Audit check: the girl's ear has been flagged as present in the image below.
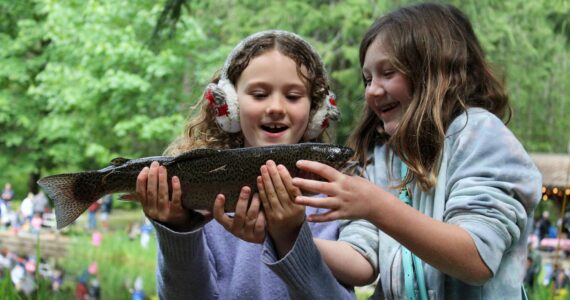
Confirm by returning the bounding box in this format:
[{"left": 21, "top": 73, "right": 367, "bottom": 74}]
[
  {"left": 205, "top": 79, "right": 241, "bottom": 133},
  {"left": 304, "top": 91, "right": 340, "bottom": 140}
]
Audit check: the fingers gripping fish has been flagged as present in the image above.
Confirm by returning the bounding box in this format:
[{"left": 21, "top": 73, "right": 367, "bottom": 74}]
[{"left": 37, "top": 143, "right": 355, "bottom": 229}]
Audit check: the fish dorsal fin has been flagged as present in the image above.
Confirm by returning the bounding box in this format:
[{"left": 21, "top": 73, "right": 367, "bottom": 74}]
[
  {"left": 110, "top": 157, "right": 130, "bottom": 166},
  {"left": 169, "top": 148, "right": 222, "bottom": 164}
]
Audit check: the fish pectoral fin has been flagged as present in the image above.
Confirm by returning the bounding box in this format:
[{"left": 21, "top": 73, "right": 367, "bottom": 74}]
[
  {"left": 101, "top": 170, "right": 114, "bottom": 184},
  {"left": 110, "top": 157, "right": 130, "bottom": 166}
]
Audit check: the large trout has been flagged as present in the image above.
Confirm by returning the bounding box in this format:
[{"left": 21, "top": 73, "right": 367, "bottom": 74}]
[{"left": 38, "top": 143, "right": 354, "bottom": 229}]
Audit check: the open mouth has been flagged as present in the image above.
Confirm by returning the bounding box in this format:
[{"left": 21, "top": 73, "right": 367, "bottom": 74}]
[
  {"left": 380, "top": 102, "right": 399, "bottom": 113},
  {"left": 261, "top": 124, "right": 288, "bottom": 134}
]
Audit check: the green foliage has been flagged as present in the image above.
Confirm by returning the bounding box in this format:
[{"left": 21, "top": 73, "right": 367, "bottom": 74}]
[
  {"left": 61, "top": 229, "right": 157, "bottom": 299},
  {"left": 461, "top": 0, "right": 570, "bottom": 153},
  {"left": 1, "top": 271, "right": 25, "bottom": 300},
  {"left": 0, "top": 0, "right": 568, "bottom": 195}
]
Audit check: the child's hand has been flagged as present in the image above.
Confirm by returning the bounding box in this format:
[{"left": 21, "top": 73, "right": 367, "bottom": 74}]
[
  {"left": 292, "top": 160, "right": 377, "bottom": 222},
  {"left": 214, "top": 187, "right": 266, "bottom": 244},
  {"left": 126, "top": 161, "right": 211, "bottom": 232},
  {"left": 258, "top": 160, "right": 305, "bottom": 256}
]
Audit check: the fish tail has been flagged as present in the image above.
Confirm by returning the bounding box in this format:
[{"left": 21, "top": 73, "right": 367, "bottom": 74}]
[{"left": 37, "top": 172, "right": 104, "bottom": 229}]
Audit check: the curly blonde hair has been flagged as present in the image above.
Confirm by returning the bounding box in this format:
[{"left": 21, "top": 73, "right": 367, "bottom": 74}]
[{"left": 165, "top": 32, "right": 333, "bottom": 156}]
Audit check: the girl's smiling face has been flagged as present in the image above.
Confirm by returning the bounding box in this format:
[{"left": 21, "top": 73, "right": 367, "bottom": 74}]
[
  {"left": 362, "top": 37, "right": 412, "bottom": 136},
  {"left": 236, "top": 49, "right": 311, "bottom": 147}
]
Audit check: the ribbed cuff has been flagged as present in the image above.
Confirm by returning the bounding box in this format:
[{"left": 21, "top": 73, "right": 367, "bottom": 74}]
[
  {"left": 152, "top": 219, "right": 205, "bottom": 266},
  {"left": 449, "top": 216, "right": 507, "bottom": 275},
  {"left": 262, "top": 221, "right": 320, "bottom": 289}
]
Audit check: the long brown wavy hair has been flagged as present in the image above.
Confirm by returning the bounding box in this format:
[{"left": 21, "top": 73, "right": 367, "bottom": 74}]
[
  {"left": 165, "top": 32, "right": 333, "bottom": 155},
  {"left": 347, "top": 3, "right": 510, "bottom": 190}
]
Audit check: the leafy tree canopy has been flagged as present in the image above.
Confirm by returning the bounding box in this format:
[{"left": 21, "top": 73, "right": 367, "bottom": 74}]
[{"left": 0, "top": 0, "right": 568, "bottom": 197}]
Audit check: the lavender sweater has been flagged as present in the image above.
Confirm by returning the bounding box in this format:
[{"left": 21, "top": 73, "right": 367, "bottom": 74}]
[{"left": 152, "top": 206, "right": 354, "bottom": 299}]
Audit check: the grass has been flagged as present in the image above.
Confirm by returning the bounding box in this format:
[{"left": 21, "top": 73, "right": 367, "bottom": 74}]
[
  {"left": 1, "top": 209, "right": 157, "bottom": 299},
  {"left": 2, "top": 208, "right": 569, "bottom": 299},
  {"left": 62, "top": 209, "right": 157, "bottom": 299},
  {"left": 61, "top": 230, "right": 157, "bottom": 299},
  {"left": 527, "top": 285, "right": 570, "bottom": 300},
  {"left": 355, "top": 286, "right": 374, "bottom": 299}
]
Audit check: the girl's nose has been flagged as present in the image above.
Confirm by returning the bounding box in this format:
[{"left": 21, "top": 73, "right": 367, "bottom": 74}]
[
  {"left": 266, "top": 95, "right": 286, "bottom": 117},
  {"left": 365, "top": 80, "right": 385, "bottom": 99}
]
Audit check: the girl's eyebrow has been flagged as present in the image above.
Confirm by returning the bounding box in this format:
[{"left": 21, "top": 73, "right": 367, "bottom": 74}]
[
  {"left": 363, "top": 58, "right": 391, "bottom": 73},
  {"left": 282, "top": 82, "right": 308, "bottom": 91},
  {"left": 243, "top": 81, "right": 269, "bottom": 88},
  {"left": 241, "top": 81, "right": 272, "bottom": 91},
  {"left": 244, "top": 81, "right": 307, "bottom": 91}
]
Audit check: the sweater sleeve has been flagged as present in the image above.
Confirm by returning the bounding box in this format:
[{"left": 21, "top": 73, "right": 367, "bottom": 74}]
[
  {"left": 152, "top": 220, "right": 219, "bottom": 300},
  {"left": 443, "top": 109, "right": 542, "bottom": 275},
  {"left": 338, "top": 219, "right": 380, "bottom": 276},
  {"left": 337, "top": 157, "right": 382, "bottom": 276},
  {"left": 261, "top": 221, "right": 355, "bottom": 299}
]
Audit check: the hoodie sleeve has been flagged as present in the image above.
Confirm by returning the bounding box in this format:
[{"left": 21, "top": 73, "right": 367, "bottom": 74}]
[
  {"left": 152, "top": 220, "right": 220, "bottom": 300},
  {"left": 442, "top": 110, "right": 542, "bottom": 276}
]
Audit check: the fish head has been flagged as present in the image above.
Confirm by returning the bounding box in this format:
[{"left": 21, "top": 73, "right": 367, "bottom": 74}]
[
  {"left": 306, "top": 144, "right": 355, "bottom": 170},
  {"left": 294, "top": 144, "right": 356, "bottom": 184}
]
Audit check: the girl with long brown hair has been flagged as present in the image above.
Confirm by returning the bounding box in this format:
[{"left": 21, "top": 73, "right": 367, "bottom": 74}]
[{"left": 290, "top": 3, "right": 541, "bottom": 299}]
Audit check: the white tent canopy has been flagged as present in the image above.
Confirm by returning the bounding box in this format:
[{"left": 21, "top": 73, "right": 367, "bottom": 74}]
[{"left": 529, "top": 153, "right": 570, "bottom": 188}]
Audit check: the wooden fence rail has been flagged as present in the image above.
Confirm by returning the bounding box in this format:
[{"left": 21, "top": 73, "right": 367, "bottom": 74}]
[{"left": 0, "top": 231, "right": 69, "bottom": 258}]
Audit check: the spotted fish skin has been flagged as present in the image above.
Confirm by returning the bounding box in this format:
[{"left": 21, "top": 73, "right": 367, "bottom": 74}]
[{"left": 37, "top": 143, "right": 354, "bottom": 229}]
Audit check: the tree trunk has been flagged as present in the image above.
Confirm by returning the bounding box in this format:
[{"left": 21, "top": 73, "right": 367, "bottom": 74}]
[{"left": 28, "top": 172, "right": 40, "bottom": 195}]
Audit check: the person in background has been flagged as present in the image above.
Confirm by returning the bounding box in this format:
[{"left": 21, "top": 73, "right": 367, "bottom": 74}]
[
  {"left": 75, "top": 271, "right": 89, "bottom": 300},
  {"left": 551, "top": 262, "right": 570, "bottom": 298},
  {"left": 127, "top": 222, "right": 141, "bottom": 241},
  {"left": 32, "top": 190, "right": 49, "bottom": 218},
  {"left": 1, "top": 182, "right": 14, "bottom": 207},
  {"left": 131, "top": 276, "right": 145, "bottom": 300},
  {"left": 88, "top": 277, "right": 101, "bottom": 300},
  {"left": 0, "top": 198, "right": 9, "bottom": 229},
  {"left": 30, "top": 213, "right": 43, "bottom": 234},
  {"left": 100, "top": 194, "right": 113, "bottom": 230},
  {"left": 51, "top": 267, "right": 64, "bottom": 291},
  {"left": 537, "top": 211, "right": 552, "bottom": 242},
  {"left": 525, "top": 241, "right": 542, "bottom": 290},
  {"left": 86, "top": 199, "right": 102, "bottom": 230},
  {"left": 140, "top": 218, "right": 153, "bottom": 249},
  {"left": 20, "top": 192, "right": 34, "bottom": 225}
]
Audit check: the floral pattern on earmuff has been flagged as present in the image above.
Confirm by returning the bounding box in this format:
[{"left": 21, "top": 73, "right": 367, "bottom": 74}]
[{"left": 205, "top": 79, "right": 241, "bottom": 133}]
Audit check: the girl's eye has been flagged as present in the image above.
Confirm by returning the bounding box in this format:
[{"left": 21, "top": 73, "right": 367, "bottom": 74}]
[
  {"left": 363, "top": 78, "right": 372, "bottom": 86},
  {"left": 383, "top": 69, "right": 395, "bottom": 77},
  {"left": 286, "top": 94, "right": 302, "bottom": 101},
  {"left": 252, "top": 91, "right": 268, "bottom": 99}
]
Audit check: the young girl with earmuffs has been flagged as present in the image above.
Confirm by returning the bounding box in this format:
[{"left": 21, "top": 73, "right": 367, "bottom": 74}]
[{"left": 128, "top": 30, "right": 354, "bottom": 300}]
